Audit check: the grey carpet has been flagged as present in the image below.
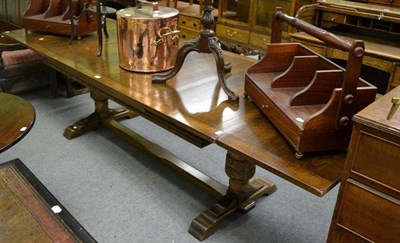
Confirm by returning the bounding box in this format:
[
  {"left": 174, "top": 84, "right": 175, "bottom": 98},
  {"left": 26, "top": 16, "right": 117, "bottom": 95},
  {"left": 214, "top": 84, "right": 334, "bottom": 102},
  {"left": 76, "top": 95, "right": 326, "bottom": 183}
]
[{"left": 1, "top": 88, "right": 339, "bottom": 243}]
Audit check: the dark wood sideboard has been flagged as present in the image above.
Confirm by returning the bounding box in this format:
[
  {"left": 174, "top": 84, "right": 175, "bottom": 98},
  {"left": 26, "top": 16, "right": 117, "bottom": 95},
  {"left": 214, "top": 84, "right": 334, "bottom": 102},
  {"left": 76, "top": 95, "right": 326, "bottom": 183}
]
[
  {"left": 292, "top": 0, "right": 400, "bottom": 94},
  {"left": 327, "top": 85, "right": 400, "bottom": 242}
]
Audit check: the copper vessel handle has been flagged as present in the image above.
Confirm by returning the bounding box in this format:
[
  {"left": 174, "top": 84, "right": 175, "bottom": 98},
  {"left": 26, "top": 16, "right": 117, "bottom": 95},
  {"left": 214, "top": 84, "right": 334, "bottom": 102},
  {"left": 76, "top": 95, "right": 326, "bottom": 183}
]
[{"left": 152, "top": 27, "right": 180, "bottom": 46}]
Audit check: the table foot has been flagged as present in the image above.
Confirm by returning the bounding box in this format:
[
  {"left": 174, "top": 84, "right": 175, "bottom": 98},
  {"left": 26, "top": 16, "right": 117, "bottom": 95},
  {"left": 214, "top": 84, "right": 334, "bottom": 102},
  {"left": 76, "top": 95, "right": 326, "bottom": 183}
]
[
  {"left": 189, "top": 177, "right": 276, "bottom": 241},
  {"left": 64, "top": 112, "right": 101, "bottom": 139},
  {"left": 64, "top": 91, "right": 135, "bottom": 139},
  {"left": 63, "top": 108, "right": 135, "bottom": 139}
]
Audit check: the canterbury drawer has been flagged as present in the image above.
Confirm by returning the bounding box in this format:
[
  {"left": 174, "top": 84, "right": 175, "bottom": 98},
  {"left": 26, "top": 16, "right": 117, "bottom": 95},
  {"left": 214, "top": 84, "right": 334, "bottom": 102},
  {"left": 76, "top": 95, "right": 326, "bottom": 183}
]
[
  {"left": 244, "top": 75, "right": 299, "bottom": 148},
  {"left": 216, "top": 24, "right": 249, "bottom": 43},
  {"left": 179, "top": 15, "right": 201, "bottom": 31},
  {"left": 179, "top": 27, "right": 199, "bottom": 41},
  {"left": 335, "top": 180, "right": 400, "bottom": 242},
  {"left": 292, "top": 39, "right": 325, "bottom": 55},
  {"left": 322, "top": 12, "right": 346, "bottom": 24},
  {"left": 349, "top": 125, "right": 400, "bottom": 197},
  {"left": 249, "top": 32, "right": 270, "bottom": 49}
]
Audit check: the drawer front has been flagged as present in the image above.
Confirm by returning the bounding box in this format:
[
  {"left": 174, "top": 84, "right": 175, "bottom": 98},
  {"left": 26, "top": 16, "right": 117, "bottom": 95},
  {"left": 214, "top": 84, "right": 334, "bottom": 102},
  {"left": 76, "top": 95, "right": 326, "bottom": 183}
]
[
  {"left": 301, "top": 41, "right": 325, "bottom": 55},
  {"left": 333, "top": 227, "right": 368, "bottom": 243},
  {"left": 330, "top": 49, "right": 393, "bottom": 72},
  {"left": 322, "top": 12, "right": 346, "bottom": 24},
  {"left": 350, "top": 127, "right": 400, "bottom": 195},
  {"left": 249, "top": 32, "right": 269, "bottom": 50},
  {"left": 179, "top": 15, "right": 201, "bottom": 31},
  {"left": 244, "top": 76, "right": 299, "bottom": 149},
  {"left": 336, "top": 180, "right": 400, "bottom": 242},
  {"left": 179, "top": 27, "right": 199, "bottom": 41},
  {"left": 369, "top": 0, "right": 400, "bottom": 7},
  {"left": 216, "top": 24, "right": 249, "bottom": 44}
]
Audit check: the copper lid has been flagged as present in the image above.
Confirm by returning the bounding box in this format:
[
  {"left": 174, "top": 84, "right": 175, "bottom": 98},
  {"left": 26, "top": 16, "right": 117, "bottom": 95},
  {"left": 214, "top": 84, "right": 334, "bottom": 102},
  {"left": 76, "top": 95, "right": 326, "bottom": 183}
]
[{"left": 116, "top": 6, "right": 179, "bottom": 19}]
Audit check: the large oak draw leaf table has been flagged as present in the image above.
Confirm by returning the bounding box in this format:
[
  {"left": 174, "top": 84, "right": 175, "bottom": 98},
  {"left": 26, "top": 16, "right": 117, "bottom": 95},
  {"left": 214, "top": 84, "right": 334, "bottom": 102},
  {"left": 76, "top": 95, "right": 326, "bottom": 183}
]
[{"left": 5, "top": 22, "right": 345, "bottom": 241}]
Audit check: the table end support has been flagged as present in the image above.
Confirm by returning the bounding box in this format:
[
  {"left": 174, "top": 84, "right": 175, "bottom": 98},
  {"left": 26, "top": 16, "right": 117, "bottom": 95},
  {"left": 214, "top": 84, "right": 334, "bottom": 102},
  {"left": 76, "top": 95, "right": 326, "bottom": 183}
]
[
  {"left": 63, "top": 91, "right": 135, "bottom": 139},
  {"left": 188, "top": 153, "right": 277, "bottom": 241}
]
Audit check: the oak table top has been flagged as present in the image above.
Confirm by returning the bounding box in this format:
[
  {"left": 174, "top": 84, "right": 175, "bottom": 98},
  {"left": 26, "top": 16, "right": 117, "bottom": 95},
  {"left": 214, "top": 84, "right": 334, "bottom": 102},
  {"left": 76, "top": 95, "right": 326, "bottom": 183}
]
[
  {"left": 5, "top": 20, "right": 346, "bottom": 240},
  {"left": 0, "top": 92, "right": 35, "bottom": 153},
  {"left": 5, "top": 23, "right": 345, "bottom": 195}
]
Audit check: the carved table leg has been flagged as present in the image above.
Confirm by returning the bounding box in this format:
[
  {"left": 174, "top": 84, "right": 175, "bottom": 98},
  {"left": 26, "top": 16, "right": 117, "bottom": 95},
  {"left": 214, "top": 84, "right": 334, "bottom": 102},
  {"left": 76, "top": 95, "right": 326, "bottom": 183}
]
[
  {"left": 63, "top": 91, "right": 135, "bottom": 139},
  {"left": 189, "top": 152, "right": 277, "bottom": 241},
  {"left": 209, "top": 37, "right": 238, "bottom": 100},
  {"left": 102, "top": 13, "right": 109, "bottom": 38},
  {"left": 96, "top": 1, "right": 103, "bottom": 56},
  {"left": 152, "top": 38, "right": 201, "bottom": 83},
  {"left": 68, "top": 0, "right": 75, "bottom": 45},
  {"left": 152, "top": 36, "right": 238, "bottom": 101},
  {"left": 151, "top": 0, "right": 238, "bottom": 101}
]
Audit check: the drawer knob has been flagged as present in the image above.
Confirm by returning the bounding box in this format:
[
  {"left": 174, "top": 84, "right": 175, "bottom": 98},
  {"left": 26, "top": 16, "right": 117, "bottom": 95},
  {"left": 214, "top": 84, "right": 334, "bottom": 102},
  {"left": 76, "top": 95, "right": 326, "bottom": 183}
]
[
  {"left": 387, "top": 97, "right": 400, "bottom": 120},
  {"left": 339, "top": 116, "right": 349, "bottom": 127},
  {"left": 344, "top": 94, "right": 354, "bottom": 104},
  {"left": 227, "top": 30, "right": 237, "bottom": 37},
  {"left": 261, "top": 104, "right": 269, "bottom": 110}
]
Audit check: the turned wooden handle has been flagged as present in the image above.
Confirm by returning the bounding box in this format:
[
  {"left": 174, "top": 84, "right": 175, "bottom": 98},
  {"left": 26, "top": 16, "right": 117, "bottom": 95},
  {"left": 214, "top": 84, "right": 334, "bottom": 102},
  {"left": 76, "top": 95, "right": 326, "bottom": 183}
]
[{"left": 271, "top": 7, "right": 352, "bottom": 52}]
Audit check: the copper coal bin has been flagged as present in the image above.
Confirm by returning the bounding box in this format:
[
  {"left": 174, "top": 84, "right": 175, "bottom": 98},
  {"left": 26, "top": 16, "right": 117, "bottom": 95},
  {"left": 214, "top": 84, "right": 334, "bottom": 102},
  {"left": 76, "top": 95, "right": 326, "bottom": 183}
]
[{"left": 116, "top": 4, "right": 179, "bottom": 72}]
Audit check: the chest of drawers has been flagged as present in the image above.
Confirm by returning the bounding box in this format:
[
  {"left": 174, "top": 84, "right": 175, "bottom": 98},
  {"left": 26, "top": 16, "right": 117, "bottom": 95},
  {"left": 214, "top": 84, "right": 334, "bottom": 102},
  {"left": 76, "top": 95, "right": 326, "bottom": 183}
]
[{"left": 327, "top": 85, "right": 400, "bottom": 242}]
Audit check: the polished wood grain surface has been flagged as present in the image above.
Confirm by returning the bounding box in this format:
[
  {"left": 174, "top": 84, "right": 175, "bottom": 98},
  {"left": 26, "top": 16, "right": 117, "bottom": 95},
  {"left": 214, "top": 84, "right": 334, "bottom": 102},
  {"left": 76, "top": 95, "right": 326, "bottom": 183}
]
[
  {"left": 354, "top": 85, "right": 400, "bottom": 135},
  {"left": 0, "top": 93, "right": 35, "bottom": 153},
  {"left": 6, "top": 20, "right": 345, "bottom": 196}
]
